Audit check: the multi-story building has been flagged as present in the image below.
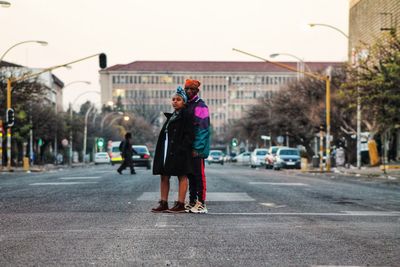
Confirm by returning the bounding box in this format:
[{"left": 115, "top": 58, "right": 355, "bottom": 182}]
[{"left": 100, "top": 61, "right": 340, "bottom": 139}]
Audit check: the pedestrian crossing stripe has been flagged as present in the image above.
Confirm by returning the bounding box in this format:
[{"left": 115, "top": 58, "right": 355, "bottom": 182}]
[
  {"left": 59, "top": 177, "right": 101, "bottom": 180},
  {"left": 30, "top": 182, "right": 98, "bottom": 185},
  {"left": 137, "top": 192, "right": 255, "bottom": 201},
  {"left": 249, "top": 182, "right": 308, "bottom": 186}
]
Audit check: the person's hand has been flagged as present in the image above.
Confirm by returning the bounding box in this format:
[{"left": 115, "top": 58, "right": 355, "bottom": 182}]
[{"left": 192, "top": 150, "right": 199, "bottom": 157}]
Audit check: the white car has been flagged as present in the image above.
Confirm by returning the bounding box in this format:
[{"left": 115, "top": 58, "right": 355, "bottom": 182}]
[
  {"left": 250, "top": 148, "right": 269, "bottom": 168},
  {"left": 233, "top": 152, "right": 251, "bottom": 165},
  {"left": 207, "top": 150, "right": 224, "bottom": 165},
  {"left": 94, "top": 152, "right": 110, "bottom": 165}
]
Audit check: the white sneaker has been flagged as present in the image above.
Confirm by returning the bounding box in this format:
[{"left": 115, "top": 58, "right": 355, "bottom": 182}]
[
  {"left": 190, "top": 201, "right": 208, "bottom": 214},
  {"left": 185, "top": 202, "right": 196, "bottom": 213}
]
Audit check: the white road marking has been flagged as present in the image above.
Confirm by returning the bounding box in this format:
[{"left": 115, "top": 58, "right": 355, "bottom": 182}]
[
  {"left": 137, "top": 192, "right": 255, "bottom": 201},
  {"left": 155, "top": 215, "right": 168, "bottom": 228},
  {"left": 312, "top": 266, "right": 362, "bottom": 267},
  {"left": 250, "top": 182, "right": 308, "bottom": 186},
  {"left": 260, "top": 202, "right": 287, "bottom": 208},
  {"left": 59, "top": 176, "right": 101, "bottom": 180},
  {"left": 209, "top": 211, "right": 400, "bottom": 217},
  {"left": 30, "top": 182, "right": 98, "bottom": 185}
]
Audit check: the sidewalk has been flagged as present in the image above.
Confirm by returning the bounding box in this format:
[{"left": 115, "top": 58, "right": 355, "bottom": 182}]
[
  {"left": 333, "top": 164, "right": 400, "bottom": 180},
  {"left": 0, "top": 163, "right": 89, "bottom": 173},
  {"left": 303, "top": 163, "right": 400, "bottom": 182}
]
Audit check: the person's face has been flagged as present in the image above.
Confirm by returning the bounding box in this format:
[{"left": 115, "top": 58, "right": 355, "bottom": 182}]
[
  {"left": 171, "top": 95, "right": 185, "bottom": 110},
  {"left": 184, "top": 87, "right": 198, "bottom": 99}
]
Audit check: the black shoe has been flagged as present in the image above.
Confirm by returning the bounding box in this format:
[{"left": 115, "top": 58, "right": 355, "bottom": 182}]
[
  {"left": 151, "top": 200, "right": 168, "bottom": 213},
  {"left": 117, "top": 169, "right": 122, "bottom": 175},
  {"left": 131, "top": 171, "right": 136, "bottom": 175}
]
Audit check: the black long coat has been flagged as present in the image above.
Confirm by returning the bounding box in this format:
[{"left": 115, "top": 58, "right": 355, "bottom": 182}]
[{"left": 152, "top": 109, "right": 194, "bottom": 176}]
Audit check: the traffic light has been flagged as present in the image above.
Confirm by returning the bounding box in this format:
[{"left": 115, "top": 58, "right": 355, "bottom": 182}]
[
  {"left": 231, "top": 138, "right": 238, "bottom": 147},
  {"left": 99, "top": 53, "right": 107, "bottom": 69},
  {"left": 6, "top": 108, "right": 15, "bottom": 127},
  {"left": 97, "top": 138, "right": 104, "bottom": 148}
]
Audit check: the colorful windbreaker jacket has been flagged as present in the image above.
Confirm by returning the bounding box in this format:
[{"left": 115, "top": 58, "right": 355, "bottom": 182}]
[{"left": 187, "top": 95, "right": 210, "bottom": 158}]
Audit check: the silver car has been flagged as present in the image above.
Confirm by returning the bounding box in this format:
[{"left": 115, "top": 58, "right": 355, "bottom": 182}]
[{"left": 273, "top": 148, "right": 301, "bottom": 170}]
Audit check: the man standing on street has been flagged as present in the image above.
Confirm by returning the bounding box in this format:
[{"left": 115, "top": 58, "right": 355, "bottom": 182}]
[
  {"left": 117, "top": 132, "right": 136, "bottom": 175},
  {"left": 184, "top": 79, "right": 210, "bottom": 213}
]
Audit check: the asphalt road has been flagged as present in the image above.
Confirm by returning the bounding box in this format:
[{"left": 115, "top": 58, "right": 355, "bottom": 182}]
[{"left": 0, "top": 163, "right": 399, "bottom": 266}]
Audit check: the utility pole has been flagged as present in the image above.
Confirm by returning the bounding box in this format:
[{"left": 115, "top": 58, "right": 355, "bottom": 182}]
[
  {"left": 83, "top": 105, "right": 95, "bottom": 163},
  {"left": 69, "top": 103, "right": 73, "bottom": 166}
]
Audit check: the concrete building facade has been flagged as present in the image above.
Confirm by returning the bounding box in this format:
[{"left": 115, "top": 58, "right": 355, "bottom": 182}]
[
  {"left": 349, "top": 0, "right": 400, "bottom": 160},
  {"left": 349, "top": 0, "right": 399, "bottom": 54},
  {"left": 100, "top": 61, "right": 339, "bottom": 139}
]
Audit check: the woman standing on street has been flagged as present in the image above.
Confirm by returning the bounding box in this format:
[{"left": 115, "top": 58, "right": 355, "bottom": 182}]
[{"left": 151, "top": 86, "right": 194, "bottom": 213}]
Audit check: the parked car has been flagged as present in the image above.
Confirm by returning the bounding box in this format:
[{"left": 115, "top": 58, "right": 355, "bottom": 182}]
[
  {"left": 233, "top": 151, "right": 251, "bottom": 165},
  {"left": 250, "top": 148, "right": 269, "bottom": 168},
  {"left": 94, "top": 152, "right": 110, "bottom": 165},
  {"left": 265, "top": 146, "right": 285, "bottom": 169},
  {"left": 273, "top": 147, "right": 301, "bottom": 170},
  {"left": 132, "top": 145, "right": 152, "bottom": 169},
  {"left": 207, "top": 150, "right": 224, "bottom": 165}
]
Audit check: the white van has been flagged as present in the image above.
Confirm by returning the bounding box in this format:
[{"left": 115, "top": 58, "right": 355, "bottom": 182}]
[{"left": 109, "top": 141, "right": 122, "bottom": 165}]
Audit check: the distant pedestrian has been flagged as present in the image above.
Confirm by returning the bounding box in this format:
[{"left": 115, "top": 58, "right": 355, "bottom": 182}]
[
  {"left": 117, "top": 132, "right": 136, "bottom": 175},
  {"left": 151, "top": 86, "right": 194, "bottom": 213},
  {"left": 184, "top": 79, "right": 210, "bottom": 214}
]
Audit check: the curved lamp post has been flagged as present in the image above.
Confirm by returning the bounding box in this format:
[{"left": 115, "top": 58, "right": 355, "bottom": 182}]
[
  {"left": 308, "top": 23, "right": 349, "bottom": 39},
  {"left": 0, "top": 40, "right": 48, "bottom": 62},
  {"left": 65, "top": 81, "right": 91, "bottom": 165},
  {"left": 270, "top": 53, "right": 311, "bottom": 79},
  {"left": 0, "top": 1, "right": 11, "bottom": 8},
  {"left": 69, "top": 89, "right": 101, "bottom": 164},
  {"left": 309, "top": 22, "right": 363, "bottom": 169}
]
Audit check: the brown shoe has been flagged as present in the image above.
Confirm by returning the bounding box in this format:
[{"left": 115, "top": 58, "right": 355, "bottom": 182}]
[
  {"left": 151, "top": 200, "right": 168, "bottom": 213},
  {"left": 165, "top": 201, "right": 186, "bottom": 213}
]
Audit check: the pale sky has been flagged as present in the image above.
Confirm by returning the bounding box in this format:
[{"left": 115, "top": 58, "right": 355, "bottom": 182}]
[{"left": 1, "top": 0, "right": 349, "bottom": 111}]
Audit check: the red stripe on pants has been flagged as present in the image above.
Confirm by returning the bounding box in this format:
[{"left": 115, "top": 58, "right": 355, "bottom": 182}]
[{"left": 200, "top": 159, "right": 206, "bottom": 202}]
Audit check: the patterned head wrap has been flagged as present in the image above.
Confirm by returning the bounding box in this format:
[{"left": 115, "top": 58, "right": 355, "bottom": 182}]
[
  {"left": 184, "top": 79, "right": 201, "bottom": 89},
  {"left": 174, "top": 86, "right": 188, "bottom": 103}
]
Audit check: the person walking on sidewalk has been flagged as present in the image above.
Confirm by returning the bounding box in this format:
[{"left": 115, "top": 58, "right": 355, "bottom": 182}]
[
  {"left": 117, "top": 132, "right": 136, "bottom": 175},
  {"left": 184, "top": 79, "right": 210, "bottom": 214},
  {"left": 151, "top": 86, "right": 194, "bottom": 213}
]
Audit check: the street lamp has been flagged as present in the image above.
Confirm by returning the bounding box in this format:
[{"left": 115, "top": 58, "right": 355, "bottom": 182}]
[
  {"left": 308, "top": 23, "right": 349, "bottom": 39},
  {"left": 0, "top": 1, "right": 11, "bottom": 8},
  {"left": 65, "top": 81, "right": 91, "bottom": 165},
  {"left": 0, "top": 40, "right": 48, "bottom": 63},
  {"left": 83, "top": 105, "right": 96, "bottom": 163},
  {"left": 309, "top": 23, "right": 362, "bottom": 169},
  {"left": 270, "top": 53, "right": 310, "bottom": 79},
  {"left": 1, "top": 40, "right": 48, "bottom": 170}
]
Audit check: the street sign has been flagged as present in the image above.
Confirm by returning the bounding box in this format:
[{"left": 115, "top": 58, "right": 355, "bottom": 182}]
[
  {"left": 276, "top": 135, "right": 284, "bottom": 144},
  {"left": 261, "top": 135, "right": 270, "bottom": 141}
]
